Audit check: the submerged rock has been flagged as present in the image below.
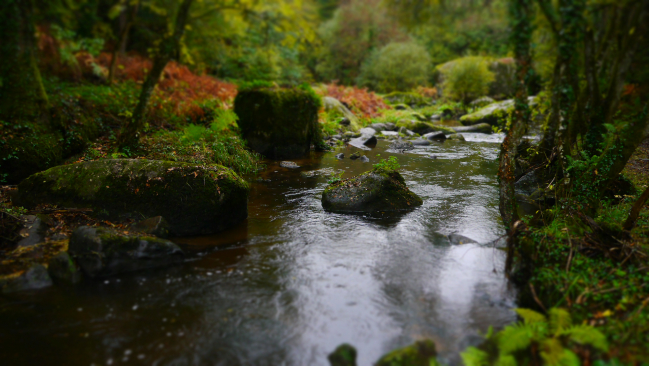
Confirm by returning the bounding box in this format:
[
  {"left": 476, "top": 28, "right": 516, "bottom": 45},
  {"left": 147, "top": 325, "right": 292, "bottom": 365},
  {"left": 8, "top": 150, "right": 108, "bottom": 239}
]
[
  {"left": 68, "top": 226, "right": 184, "bottom": 278},
  {"left": 350, "top": 152, "right": 361, "bottom": 160},
  {"left": 17, "top": 159, "right": 249, "bottom": 236},
  {"left": 360, "top": 155, "right": 370, "bottom": 163},
  {"left": 335, "top": 153, "right": 345, "bottom": 159},
  {"left": 1, "top": 263, "right": 53, "bottom": 293},
  {"left": 280, "top": 161, "right": 300, "bottom": 169},
  {"left": 448, "top": 233, "right": 478, "bottom": 245},
  {"left": 130, "top": 216, "right": 170, "bottom": 238},
  {"left": 322, "top": 169, "right": 422, "bottom": 214},
  {"left": 375, "top": 340, "right": 438, "bottom": 366},
  {"left": 235, "top": 86, "right": 322, "bottom": 159},
  {"left": 389, "top": 140, "right": 415, "bottom": 151},
  {"left": 328, "top": 344, "right": 357, "bottom": 366}
]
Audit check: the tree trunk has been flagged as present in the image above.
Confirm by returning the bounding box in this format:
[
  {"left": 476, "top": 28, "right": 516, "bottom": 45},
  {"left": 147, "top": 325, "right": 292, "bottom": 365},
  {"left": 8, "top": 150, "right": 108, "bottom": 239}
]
[
  {"left": 624, "top": 185, "right": 649, "bottom": 231},
  {"left": 0, "top": 0, "right": 49, "bottom": 122},
  {"left": 500, "top": 0, "right": 533, "bottom": 227},
  {"left": 117, "top": 0, "right": 193, "bottom": 148},
  {"left": 107, "top": 0, "right": 140, "bottom": 85}
]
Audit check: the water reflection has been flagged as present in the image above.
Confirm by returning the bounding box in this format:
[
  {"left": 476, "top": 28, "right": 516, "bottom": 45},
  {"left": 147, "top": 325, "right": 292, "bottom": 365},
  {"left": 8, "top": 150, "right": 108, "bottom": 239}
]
[{"left": 0, "top": 139, "right": 516, "bottom": 366}]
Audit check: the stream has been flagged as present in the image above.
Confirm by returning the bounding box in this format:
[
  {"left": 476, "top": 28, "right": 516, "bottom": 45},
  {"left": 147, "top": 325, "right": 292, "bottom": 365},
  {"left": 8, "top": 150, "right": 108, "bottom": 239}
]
[{"left": 0, "top": 135, "right": 517, "bottom": 366}]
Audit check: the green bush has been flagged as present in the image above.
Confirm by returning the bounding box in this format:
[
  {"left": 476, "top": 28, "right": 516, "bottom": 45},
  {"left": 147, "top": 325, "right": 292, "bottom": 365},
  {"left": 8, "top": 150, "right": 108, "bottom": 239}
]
[
  {"left": 357, "top": 42, "right": 431, "bottom": 93},
  {"left": 440, "top": 56, "right": 495, "bottom": 104}
]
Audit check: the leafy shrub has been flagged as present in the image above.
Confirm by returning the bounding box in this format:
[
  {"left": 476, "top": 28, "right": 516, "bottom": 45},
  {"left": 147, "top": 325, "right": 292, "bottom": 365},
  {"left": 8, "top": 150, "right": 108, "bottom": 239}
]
[
  {"left": 440, "top": 56, "right": 495, "bottom": 104},
  {"left": 383, "top": 91, "right": 430, "bottom": 108},
  {"left": 357, "top": 41, "right": 432, "bottom": 93},
  {"left": 462, "top": 308, "right": 608, "bottom": 366},
  {"left": 373, "top": 155, "right": 400, "bottom": 172}
]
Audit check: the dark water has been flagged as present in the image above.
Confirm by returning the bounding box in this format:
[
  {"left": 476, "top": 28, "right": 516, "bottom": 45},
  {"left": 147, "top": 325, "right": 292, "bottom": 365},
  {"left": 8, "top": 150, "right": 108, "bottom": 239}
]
[{"left": 0, "top": 135, "right": 516, "bottom": 366}]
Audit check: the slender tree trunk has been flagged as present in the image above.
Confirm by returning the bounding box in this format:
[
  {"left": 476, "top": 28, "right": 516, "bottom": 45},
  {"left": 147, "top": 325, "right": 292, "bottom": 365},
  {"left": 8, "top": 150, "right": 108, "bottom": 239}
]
[
  {"left": 117, "top": 0, "right": 193, "bottom": 148},
  {"left": 107, "top": 0, "right": 140, "bottom": 85},
  {"left": 500, "top": 0, "right": 533, "bottom": 227},
  {"left": 624, "top": 185, "right": 649, "bottom": 231},
  {"left": 0, "top": 0, "right": 49, "bottom": 122}
]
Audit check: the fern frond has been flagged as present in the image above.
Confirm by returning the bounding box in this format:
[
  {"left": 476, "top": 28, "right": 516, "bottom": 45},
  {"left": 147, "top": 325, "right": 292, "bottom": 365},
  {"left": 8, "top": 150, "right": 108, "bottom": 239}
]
[
  {"left": 540, "top": 338, "right": 565, "bottom": 366},
  {"left": 497, "top": 323, "right": 533, "bottom": 355},
  {"left": 562, "top": 325, "right": 609, "bottom": 352},
  {"left": 495, "top": 354, "right": 517, "bottom": 366},
  {"left": 548, "top": 308, "right": 572, "bottom": 334},
  {"left": 461, "top": 346, "right": 490, "bottom": 366},
  {"left": 515, "top": 308, "right": 546, "bottom": 325},
  {"left": 558, "top": 349, "right": 580, "bottom": 366}
]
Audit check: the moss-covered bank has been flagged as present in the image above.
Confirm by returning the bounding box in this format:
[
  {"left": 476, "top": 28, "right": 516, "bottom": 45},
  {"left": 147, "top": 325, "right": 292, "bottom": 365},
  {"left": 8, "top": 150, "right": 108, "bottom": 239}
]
[{"left": 16, "top": 159, "right": 249, "bottom": 236}]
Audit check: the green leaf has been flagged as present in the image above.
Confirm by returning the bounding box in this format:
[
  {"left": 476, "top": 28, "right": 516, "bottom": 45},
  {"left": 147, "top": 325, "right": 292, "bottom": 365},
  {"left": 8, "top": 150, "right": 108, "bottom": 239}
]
[
  {"left": 460, "top": 347, "right": 490, "bottom": 366},
  {"left": 562, "top": 325, "right": 609, "bottom": 352},
  {"left": 515, "top": 308, "right": 546, "bottom": 325},
  {"left": 548, "top": 308, "right": 572, "bottom": 334},
  {"left": 497, "top": 323, "right": 533, "bottom": 355}
]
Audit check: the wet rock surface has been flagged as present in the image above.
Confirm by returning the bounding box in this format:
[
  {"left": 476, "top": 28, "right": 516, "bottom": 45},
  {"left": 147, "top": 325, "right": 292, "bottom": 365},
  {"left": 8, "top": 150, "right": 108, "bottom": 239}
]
[
  {"left": 322, "top": 170, "right": 423, "bottom": 214},
  {"left": 129, "top": 216, "right": 170, "bottom": 238},
  {"left": 1, "top": 263, "right": 53, "bottom": 293},
  {"left": 68, "top": 226, "right": 185, "bottom": 278}
]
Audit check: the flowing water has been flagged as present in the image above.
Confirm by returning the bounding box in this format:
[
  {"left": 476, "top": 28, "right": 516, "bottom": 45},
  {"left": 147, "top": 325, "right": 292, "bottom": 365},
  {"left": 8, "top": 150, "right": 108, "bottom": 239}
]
[{"left": 0, "top": 134, "right": 517, "bottom": 366}]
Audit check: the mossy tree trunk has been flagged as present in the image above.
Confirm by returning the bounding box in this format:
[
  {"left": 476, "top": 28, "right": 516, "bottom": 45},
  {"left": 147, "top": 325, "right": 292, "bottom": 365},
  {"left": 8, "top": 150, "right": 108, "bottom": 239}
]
[
  {"left": 117, "top": 0, "right": 193, "bottom": 149},
  {"left": 499, "top": 0, "right": 533, "bottom": 228},
  {"left": 107, "top": 0, "right": 140, "bottom": 85},
  {"left": 0, "top": 0, "right": 49, "bottom": 123}
]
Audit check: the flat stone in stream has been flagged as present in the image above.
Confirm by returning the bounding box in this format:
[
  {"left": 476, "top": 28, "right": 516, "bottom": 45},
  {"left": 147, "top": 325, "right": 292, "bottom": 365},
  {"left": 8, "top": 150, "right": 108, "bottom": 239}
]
[
  {"left": 322, "top": 169, "right": 422, "bottom": 214},
  {"left": 280, "top": 161, "right": 300, "bottom": 169},
  {"left": 68, "top": 226, "right": 184, "bottom": 278},
  {"left": 16, "top": 159, "right": 249, "bottom": 236}
]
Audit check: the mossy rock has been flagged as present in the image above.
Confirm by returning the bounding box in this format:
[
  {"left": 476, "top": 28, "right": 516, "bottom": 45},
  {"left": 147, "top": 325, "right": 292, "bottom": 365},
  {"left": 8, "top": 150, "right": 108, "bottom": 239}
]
[
  {"left": 328, "top": 344, "right": 357, "bottom": 366},
  {"left": 395, "top": 120, "right": 455, "bottom": 135},
  {"left": 460, "top": 97, "right": 537, "bottom": 126},
  {"left": 234, "top": 86, "right": 322, "bottom": 159},
  {"left": 323, "top": 96, "right": 361, "bottom": 131},
  {"left": 450, "top": 123, "right": 493, "bottom": 134},
  {"left": 0, "top": 125, "right": 64, "bottom": 184},
  {"left": 383, "top": 92, "right": 430, "bottom": 108},
  {"left": 16, "top": 159, "right": 249, "bottom": 236},
  {"left": 322, "top": 169, "right": 422, "bottom": 213},
  {"left": 68, "top": 226, "right": 184, "bottom": 278},
  {"left": 375, "top": 340, "right": 438, "bottom": 366}
]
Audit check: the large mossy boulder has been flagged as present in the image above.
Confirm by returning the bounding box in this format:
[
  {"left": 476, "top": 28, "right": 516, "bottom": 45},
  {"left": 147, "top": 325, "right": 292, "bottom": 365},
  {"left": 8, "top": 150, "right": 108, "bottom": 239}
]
[
  {"left": 68, "top": 226, "right": 184, "bottom": 278},
  {"left": 322, "top": 169, "right": 422, "bottom": 213},
  {"left": 16, "top": 159, "right": 249, "bottom": 236},
  {"left": 460, "top": 96, "right": 537, "bottom": 126},
  {"left": 234, "top": 86, "right": 322, "bottom": 159}
]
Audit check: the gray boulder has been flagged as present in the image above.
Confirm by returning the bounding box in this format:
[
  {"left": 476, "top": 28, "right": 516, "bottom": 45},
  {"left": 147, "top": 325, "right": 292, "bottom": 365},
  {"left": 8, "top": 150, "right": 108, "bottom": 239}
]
[
  {"left": 16, "top": 214, "right": 52, "bottom": 247},
  {"left": 411, "top": 139, "right": 431, "bottom": 146},
  {"left": 1, "top": 263, "right": 53, "bottom": 293},
  {"left": 447, "top": 133, "right": 466, "bottom": 141},
  {"left": 423, "top": 132, "right": 446, "bottom": 141},
  {"left": 322, "top": 170, "right": 422, "bottom": 213},
  {"left": 16, "top": 159, "right": 249, "bottom": 236},
  {"left": 515, "top": 170, "right": 541, "bottom": 196},
  {"left": 68, "top": 226, "right": 184, "bottom": 278}
]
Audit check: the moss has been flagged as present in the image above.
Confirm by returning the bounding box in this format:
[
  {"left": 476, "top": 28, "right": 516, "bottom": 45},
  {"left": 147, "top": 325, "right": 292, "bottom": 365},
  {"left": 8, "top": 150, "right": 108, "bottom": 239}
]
[
  {"left": 17, "top": 159, "right": 249, "bottom": 236},
  {"left": 328, "top": 344, "right": 357, "bottom": 366},
  {"left": 375, "top": 340, "right": 438, "bottom": 366},
  {"left": 234, "top": 85, "right": 322, "bottom": 159},
  {"left": 322, "top": 170, "right": 422, "bottom": 213}
]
